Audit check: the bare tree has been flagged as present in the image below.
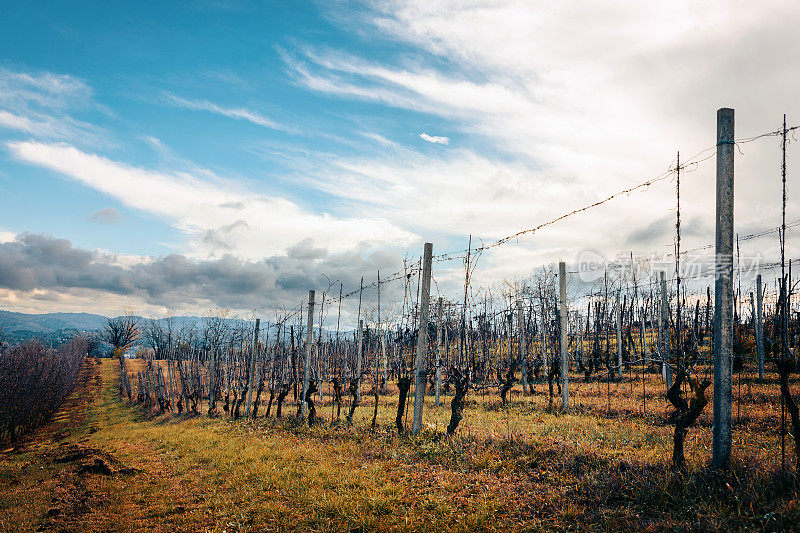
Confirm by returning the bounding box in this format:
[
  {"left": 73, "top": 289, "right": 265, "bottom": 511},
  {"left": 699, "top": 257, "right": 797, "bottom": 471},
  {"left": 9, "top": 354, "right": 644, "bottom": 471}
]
[
  {"left": 144, "top": 316, "right": 176, "bottom": 359},
  {"left": 105, "top": 314, "right": 140, "bottom": 399},
  {"left": 86, "top": 334, "right": 105, "bottom": 358}
]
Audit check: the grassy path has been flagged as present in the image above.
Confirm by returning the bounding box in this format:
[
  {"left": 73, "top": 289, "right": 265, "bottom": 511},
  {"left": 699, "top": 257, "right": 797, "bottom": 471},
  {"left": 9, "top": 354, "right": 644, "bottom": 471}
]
[
  {"left": 0, "top": 361, "right": 524, "bottom": 532},
  {"left": 2, "top": 359, "right": 800, "bottom": 532}
]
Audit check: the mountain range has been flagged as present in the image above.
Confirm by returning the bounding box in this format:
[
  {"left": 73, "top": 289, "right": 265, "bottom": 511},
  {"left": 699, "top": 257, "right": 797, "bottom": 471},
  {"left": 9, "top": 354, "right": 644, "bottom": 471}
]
[{"left": 0, "top": 311, "right": 263, "bottom": 346}]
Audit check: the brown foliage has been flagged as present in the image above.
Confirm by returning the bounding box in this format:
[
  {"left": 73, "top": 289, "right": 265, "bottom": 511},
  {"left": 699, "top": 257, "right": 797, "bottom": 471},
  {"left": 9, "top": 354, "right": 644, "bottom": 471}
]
[{"left": 0, "top": 337, "right": 86, "bottom": 444}]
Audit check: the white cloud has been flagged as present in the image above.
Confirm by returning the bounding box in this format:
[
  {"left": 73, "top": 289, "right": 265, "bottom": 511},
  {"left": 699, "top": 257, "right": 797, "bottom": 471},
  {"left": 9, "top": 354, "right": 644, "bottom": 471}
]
[
  {"left": 311, "top": 148, "right": 675, "bottom": 258},
  {"left": 0, "top": 69, "right": 106, "bottom": 144},
  {"left": 165, "top": 94, "right": 289, "bottom": 132},
  {"left": 0, "top": 69, "right": 92, "bottom": 110},
  {"left": 3, "top": 6, "right": 800, "bottom": 311},
  {"left": 361, "top": 131, "right": 399, "bottom": 148},
  {"left": 140, "top": 135, "right": 168, "bottom": 154},
  {"left": 0, "top": 287, "right": 164, "bottom": 316},
  {"left": 419, "top": 133, "right": 449, "bottom": 145},
  {"left": 0, "top": 229, "right": 15, "bottom": 243},
  {"left": 0, "top": 110, "right": 44, "bottom": 135},
  {"left": 289, "top": 0, "right": 800, "bottom": 276},
  {"left": 7, "top": 141, "right": 418, "bottom": 259}
]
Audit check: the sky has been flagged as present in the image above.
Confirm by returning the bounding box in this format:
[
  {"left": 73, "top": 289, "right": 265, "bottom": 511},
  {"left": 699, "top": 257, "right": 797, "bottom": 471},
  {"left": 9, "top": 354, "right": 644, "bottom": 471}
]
[{"left": 0, "top": 0, "right": 799, "bottom": 325}]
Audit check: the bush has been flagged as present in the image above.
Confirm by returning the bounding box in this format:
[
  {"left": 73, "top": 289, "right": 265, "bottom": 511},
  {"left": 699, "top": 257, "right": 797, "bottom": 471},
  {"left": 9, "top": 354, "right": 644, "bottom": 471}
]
[{"left": 0, "top": 337, "right": 86, "bottom": 444}]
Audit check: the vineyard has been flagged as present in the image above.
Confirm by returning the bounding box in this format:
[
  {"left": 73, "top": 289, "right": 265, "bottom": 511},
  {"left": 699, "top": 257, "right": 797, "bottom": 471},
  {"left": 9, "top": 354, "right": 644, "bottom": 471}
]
[
  {"left": 112, "top": 110, "right": 800, "bottom": 480},
  {"left": 4, "top": 1, "right": 800, "bottom": 529},
  {"left": 3, "top": 109, "right": 800, "bottom": 531},
  {"left": 119, "top": 281, "right": 798, "bottom": 476}
]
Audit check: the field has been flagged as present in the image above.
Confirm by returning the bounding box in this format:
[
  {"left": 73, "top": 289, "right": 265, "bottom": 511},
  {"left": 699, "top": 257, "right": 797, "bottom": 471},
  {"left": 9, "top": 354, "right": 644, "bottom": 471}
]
[{"left": 1, "top": 358, "right": 799, "bottom": 532}]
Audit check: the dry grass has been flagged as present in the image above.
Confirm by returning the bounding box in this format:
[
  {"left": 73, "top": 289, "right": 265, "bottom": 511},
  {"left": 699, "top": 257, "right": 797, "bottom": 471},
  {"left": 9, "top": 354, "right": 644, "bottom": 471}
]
[{"left": 1, "top": 358, "right": 799, "bottom": 531}]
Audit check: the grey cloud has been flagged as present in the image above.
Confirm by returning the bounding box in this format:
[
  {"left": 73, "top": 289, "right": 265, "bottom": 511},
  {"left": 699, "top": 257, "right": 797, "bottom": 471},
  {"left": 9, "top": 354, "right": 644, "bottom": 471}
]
[
  {"left": 286, "top": 238, "right": 328, "bottom": 261},
  {"left": 626, "top": 215, "right": 671, "bottom": 245},
  {"left": 89, "top": 207, "right": 123, "bottom": 225},
  {"left": 682, "top": 216, "right": 710, "bottom": 238},
  {"left": 32, "top": 290, "right": 61, "bottom": 301},
  {"left": 626, "top": 214, "right": 711, "bottom": 247},
  {"left": 200, "top": 220, "right": 250, "bottom": 251},
  {"left": 0, "top": 233, "right": 405, "bottom": 313},
  {"left": 200, "top": 229, "right": 235, "bottom": 251},
  {"left": 0, "top": 234, "right": 134, "bottom": 295}
]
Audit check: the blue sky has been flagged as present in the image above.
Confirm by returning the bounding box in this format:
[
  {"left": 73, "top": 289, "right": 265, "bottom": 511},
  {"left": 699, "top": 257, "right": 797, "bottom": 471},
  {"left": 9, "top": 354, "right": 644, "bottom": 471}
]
[
  {"left": 1, "top": 1, "right": 799, "bottom": 318},
  {"left": 0, "top": 1, "right": 448, "bottom": 254}
]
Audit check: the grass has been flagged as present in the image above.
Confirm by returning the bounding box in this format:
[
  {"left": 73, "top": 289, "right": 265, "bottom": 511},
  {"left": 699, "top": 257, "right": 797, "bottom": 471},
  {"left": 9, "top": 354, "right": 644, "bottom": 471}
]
[{"left": 1, "top": 359, "right": 799, "bottom": 531}]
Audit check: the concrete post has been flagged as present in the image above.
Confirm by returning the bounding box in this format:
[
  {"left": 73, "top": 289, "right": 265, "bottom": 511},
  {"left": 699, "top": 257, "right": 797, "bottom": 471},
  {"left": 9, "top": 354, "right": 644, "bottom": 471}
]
[
  {"left": 301, "top": 290, "right": 315, "bottom": 419},
  {"left": 615, "top": 292, "right": 623, "bottom": 370},
  {"left": 578, "top": 311, "right": 585, "bottom": 369},
  {"left": 356, "top": 318, "right": 364, "bottom": 401},
  {"left": 435, "top": 297, "right": 443, "bottom": 406},
  {"left": 756, "top": 274, "right": 765, "bottom": 380},
  {"left": 517, "top": 299, "right": 528, "bottom": 395},
  {"left": 380, "top": 330, "right": 388, "bottom": 389},
  {"left": 412, "top": 242, "right": 434, "bottom": 433},
  {"left": 713, "top": 107, "right": 735, "bottom": 470},
  {"left": 660, "top": 271, "right": 672, "bottom": 388},
  {"left": 245, "top": 318, "right": 260, "bottom": 417},
  {"left": 641, "top": 303, "right": 649, "bottom": 355},
  {"left": 559, "top": 261, "right": 569, "bottom": 410},
  {"left": 207, "top": 347, "right": 216, "bottom": 413}
]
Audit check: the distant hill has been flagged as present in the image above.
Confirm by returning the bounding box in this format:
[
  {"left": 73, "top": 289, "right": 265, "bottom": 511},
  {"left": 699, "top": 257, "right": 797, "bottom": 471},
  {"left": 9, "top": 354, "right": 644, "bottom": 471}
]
[
  {"left": 0, "top": 311, "right": 282, "bottom": 346},
  {"left": 0, "top": 311, "right": 109, "bottom": 334},
  {"left": 0, "top": 311, "right": 107, "bottom": 345}
]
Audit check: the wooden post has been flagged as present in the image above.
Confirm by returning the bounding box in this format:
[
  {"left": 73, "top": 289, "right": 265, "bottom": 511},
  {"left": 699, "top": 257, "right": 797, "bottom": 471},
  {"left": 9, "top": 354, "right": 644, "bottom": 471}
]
[
  {"left": 559, "top": 261, "right": 569, "bottom": 409},
  {"left": 755, "top": 274, "right": 765, "bottom": 380},
  {"left": 435, "top": 297, "right": 443, "bottom": 406},
  {"left": 412, "top": 242, "right": 434, "bottom": 433},
  {"left": 713, "top": 107, "right": 734, "bottom": 470},
  {"left": 245, "top": 318, "right": 260, "bottom": 417},
  {"left": 301, "top": 290, "right": 315, "bottom": 419},
  {"left": 517, "top": 299, "right": 528, "bottom": 395}
]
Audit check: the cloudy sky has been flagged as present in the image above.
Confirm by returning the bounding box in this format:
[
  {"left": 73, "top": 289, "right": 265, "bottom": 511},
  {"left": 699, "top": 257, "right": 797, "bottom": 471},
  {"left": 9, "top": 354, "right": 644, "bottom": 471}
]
[{"left": 0, "top": 0, "right": 798, "bottom": 323}]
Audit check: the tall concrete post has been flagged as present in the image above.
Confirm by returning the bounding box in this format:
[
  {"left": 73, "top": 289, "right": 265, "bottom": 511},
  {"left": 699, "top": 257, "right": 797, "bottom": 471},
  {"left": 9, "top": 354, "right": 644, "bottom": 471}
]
[
  {"left": 301, "top": 290, "right": 315, "bottom": 419},
  {"left": 380, "top": 330, "right": 388, "bottom": 389},
  {"left": 435, "top": 297, "right": 443, "bottom": 406},
  {"left": 412, "top": 242, "right": 434, "bottom": 434},
  {"left": 578, "top": 311, "right": 585, "bottom": 368},
  {"left": 517, "top": 299, "right": 529, "bottom": 394},
  {"left": 660, "top": 271, "right": 672, "bottom": 388},
  {"left": 713, "top": 107, "right": 735, "bottom": 470},
  {"left": 559, "top": 261, "right": 569, "bottom": 410},
  {"left": 615, "top": 292, "right": 623, "bottom": 370},
  {"left": 756, "top": 274, "right": 765, "bottom": 380},
  {"left": 641, "top": 303, "right": 649, "bottom": 355},
  {"left": 356, "top": 319, "right": 364, "bottom": 401},
  {"left": 245, "top": 318, "right": 260, "bottom": 417}
]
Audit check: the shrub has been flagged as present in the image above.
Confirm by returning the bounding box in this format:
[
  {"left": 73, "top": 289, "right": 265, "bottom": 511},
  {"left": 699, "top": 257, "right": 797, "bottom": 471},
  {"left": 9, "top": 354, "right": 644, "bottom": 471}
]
[{"left": 0, "top": 337, "right": 86, "bottom": 444}]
